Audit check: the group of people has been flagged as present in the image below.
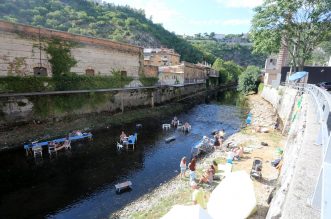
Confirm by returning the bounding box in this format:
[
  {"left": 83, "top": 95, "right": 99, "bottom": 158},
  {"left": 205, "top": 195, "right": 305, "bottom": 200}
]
[
  {"left": 48, "top": 137, "right": 71, "bottom": 152},
  {"left": 177, "top": 127, "right": 248, "bottom": 208},
  {"left": 179, "top": 156, "right": 219, "bottom": 208}
]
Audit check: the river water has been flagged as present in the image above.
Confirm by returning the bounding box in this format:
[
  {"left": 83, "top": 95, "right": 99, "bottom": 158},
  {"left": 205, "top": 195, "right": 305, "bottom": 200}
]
[{"left": 0, "top": 91, "right": 245, "bottom": 219}]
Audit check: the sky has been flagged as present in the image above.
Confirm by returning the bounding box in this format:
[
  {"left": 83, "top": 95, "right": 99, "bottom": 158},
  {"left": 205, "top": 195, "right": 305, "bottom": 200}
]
[{"left": 104, "top": 0, "right": 263, "bottom": 35}]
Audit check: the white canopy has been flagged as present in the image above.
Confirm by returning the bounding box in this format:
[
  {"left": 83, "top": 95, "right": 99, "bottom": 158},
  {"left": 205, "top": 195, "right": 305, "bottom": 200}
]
[
  {"left": 207, "top": 171, "right": 257, "bottom": 219},
  {"left": 161, "top": 204, "right": 213, "bottom": 219}
]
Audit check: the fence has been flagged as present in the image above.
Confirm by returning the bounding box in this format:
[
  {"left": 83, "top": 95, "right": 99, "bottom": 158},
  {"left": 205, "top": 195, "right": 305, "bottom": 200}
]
[{"left": 284, "top": 82, "right": 331, "bottom": 219}]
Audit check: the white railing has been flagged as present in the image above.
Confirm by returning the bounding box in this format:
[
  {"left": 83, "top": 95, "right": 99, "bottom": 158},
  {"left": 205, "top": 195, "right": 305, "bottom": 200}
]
[{"left": 283, "top": 82, "right": 331, "bottom": 219}]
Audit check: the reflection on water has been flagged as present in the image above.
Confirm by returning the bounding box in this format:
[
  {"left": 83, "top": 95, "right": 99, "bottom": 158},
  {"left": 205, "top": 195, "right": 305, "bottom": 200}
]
[{"left": 0, "top": 91, "right": 244, "bottom": 219}]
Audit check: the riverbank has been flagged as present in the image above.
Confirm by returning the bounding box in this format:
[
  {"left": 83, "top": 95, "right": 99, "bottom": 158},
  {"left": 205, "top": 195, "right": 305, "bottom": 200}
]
[
  {"left": 111, "top": 94, "right": 285, "bottom": 219},
  {"left": 0, "top": 101, "right": 193, "bottom": 150}
]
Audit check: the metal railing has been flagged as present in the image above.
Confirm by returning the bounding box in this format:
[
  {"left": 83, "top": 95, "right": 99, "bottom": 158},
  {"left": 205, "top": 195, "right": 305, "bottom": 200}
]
[{"left": 283, "top": 82, "right": 331, "bottom": 219}]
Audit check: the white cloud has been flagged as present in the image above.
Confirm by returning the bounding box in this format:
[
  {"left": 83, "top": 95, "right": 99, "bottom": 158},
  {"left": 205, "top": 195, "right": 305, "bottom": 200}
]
[
  {"left": 216, "top": 0, "right": 263, "bottom": 8},
  {"left": 189, "top": 18, "right": 250, "bottom": 26}
]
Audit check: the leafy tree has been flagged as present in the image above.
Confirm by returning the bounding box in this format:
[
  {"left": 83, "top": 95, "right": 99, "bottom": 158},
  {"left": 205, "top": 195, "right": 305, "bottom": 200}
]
[
  {"left": 251, "top": 0, "right": 331, "bottom": 71},
  {"left": 192, "top": 40, "right": 266, "bottom": 67},
  {"left": 238, "top": 66, "right": 260, "bottom": 94},
  {"left": 45, "top": 39, "right": 77, "bottom": 77},
  {"left": 212, "top": 58, "right": 243, "bottom": 84}
]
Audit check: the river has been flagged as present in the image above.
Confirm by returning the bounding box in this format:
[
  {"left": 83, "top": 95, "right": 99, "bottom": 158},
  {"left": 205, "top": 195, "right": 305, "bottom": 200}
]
[{"left": 0, "top": 91, "right": 245, "bottom": 219}]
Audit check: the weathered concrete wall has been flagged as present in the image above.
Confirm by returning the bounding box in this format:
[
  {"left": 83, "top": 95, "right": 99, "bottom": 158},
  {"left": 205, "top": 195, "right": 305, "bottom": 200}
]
[
  {"left": 0, "top": 20, "right": 143, "bottom": 77},
  {"left": 261, "top": 85, "right": 298, "bottom": 123},
  {"left": 0, "top": 83, "right": 206, "bottom": 125},
  {"left": 262, "top": 86, "right": 321, "bottom": 218}
]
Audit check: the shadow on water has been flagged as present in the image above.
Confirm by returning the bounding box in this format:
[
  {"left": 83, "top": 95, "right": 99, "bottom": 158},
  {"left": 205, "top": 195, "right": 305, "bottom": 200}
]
[{"left": 0, "top": 90, "right": 245, "bottom": 219}]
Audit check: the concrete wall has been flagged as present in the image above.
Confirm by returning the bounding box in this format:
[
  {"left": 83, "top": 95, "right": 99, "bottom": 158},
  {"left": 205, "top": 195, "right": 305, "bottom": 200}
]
[
  {"left": 0, "top": 84, "right": 206, "bottom": 125},
  {"left": 261, "top": 86, "right": 321, "bottom": 218},
  {"left": 261, "top": 85, "right": 298, "bottom": 123},
  {"left": 0, "top": 20, "right": 143, "bottom": 77}
]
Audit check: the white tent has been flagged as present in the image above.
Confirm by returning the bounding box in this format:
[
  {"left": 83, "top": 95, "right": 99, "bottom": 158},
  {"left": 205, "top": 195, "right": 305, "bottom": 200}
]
[
  {"left": 207, "top": 171, "right": 257, "bottom": 219},
  {"left": 161, "top": 205, "right": 213, "bottom": 219}
]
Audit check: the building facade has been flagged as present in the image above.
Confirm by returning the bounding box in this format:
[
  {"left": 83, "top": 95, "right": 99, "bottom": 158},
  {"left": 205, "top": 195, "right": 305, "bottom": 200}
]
[
  {"left": 144, "top": 48, "right": 180, "bottom": 66},
  {"left": 0, "top": 20, "right": 143, "bottom": 78},
  {"left": 158, "top": 61, "right": 207, "bottom": 85}
]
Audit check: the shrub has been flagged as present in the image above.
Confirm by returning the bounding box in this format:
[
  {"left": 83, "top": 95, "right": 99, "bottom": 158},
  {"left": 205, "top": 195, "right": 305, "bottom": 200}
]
[{"left": 237, "top": 66, "right": 260, "bottom": 94}]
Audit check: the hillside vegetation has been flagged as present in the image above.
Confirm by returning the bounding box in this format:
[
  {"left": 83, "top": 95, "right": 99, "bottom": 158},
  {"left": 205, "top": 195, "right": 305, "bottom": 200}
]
[
  {"left": 191, "top": 40, "right": 266, "bottom": 67},
  {"left": 0, "top": 0, "right": 267, "bottom": 67}
]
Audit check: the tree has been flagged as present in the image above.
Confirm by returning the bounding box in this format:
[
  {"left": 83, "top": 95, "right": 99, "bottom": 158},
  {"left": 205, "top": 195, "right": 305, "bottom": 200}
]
[
  {"left": 251, "top": 0, "right": 331, "bottom": 71},
  {"left": 212, "top": 58, "right": 243, "bottom": 84},
  {"left": 210, "top": 32, "right": 215, "bottom": 39},
  {"left": 238, "top": 66, "right": 260, "bottom": 94}
]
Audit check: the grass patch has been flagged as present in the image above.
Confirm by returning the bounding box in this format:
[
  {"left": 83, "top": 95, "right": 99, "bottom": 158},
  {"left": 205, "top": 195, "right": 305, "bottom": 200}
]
[
  {"left": 258, "top": 83, "right": 264, "bottom": 94},
  {"left": 139, "top": 75, "right": 159, "bottom": 87},
  {"left": 130, "top": 184, "right": 192, "bottom": 219}
]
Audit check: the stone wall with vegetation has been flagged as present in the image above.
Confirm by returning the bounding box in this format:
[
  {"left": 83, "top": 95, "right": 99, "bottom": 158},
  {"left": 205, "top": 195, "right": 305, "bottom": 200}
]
[
  {"left": 0, "top": 20, "right": 143, "bottom": 77},
  {"left": 0, "top": 83, "right": 205, "bottom": 125}
]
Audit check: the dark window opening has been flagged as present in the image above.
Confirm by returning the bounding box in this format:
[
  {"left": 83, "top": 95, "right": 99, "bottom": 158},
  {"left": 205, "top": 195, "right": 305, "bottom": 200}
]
[
  {"left": 120, "top": 71, "right": 127, "bottom": 77},
  {"left": 33, "top": 67, "right": 47, "bottom": 76},
  {"left": 86, "top": 68, "right": 95, "bottom": 76}
]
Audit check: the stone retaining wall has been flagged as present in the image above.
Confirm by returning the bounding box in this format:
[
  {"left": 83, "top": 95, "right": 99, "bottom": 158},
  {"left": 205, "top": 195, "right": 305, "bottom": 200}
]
[{"left": 0, "top": 84, "right": 206, "bottom": 125}]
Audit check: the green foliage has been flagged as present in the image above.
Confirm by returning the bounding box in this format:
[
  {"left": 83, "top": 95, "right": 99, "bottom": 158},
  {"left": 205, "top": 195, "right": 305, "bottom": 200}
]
[
  {"left": 212, "top": 58, "right": 243, "bottom": 84},
  {"left": 0, "top": 74, "right": 133, "bottom": 93},
  {"left": 0, "top": 76, "right": 53, "bottom": 92},
  {"left": 139, "top": 76, "right": 159, "bottom": 87},
  {"left": 258, "top": 83, "right": 264, "bottom": 94},
  {"left": 45, "top": 39, "right": 77, "bottom": 76},
  {"left": 53, "top": 73, "right": 133, "bottom": 91},
  {"left": 238, "top": 66, "right": 260, "bottom": 94},
  {"left": 30, "top": 92, "right": 109, "bottom": 117},
  {"left": 251, "top": 0, "right": 331, "bottom": 70},
  {"left": 0, "top": 0, "right": 204, "bottom": 63},
  {"left": 190, "top": 40, "right": 266, "bottom": 67}
]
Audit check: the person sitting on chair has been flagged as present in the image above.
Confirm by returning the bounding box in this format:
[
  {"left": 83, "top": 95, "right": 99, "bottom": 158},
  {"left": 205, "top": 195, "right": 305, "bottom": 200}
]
[
  {"left": 63, "top": 137, "right": 71, "bottom": 150},
  {"left": 171, "top": 116, "right": 179, "bottom": 127},
  {"left": 199, "top": 167, "right": 214, "bottom": 184},
  {"left": 183, "top": 122, "right": 191, "bottom": 132},
  {"left": 120, "top": 131, "right": 127, "bottom": 143},
  {"left": 232, "top": 146, "right": 243, "bottom": 160}
]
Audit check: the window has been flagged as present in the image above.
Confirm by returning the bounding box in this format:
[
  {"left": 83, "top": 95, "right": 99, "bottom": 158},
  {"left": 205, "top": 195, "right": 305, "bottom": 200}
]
[
  {"left": 120, "top": 70, "right": 127, "bottom": 77},
  {"left": 85, "top": 68, "right": 95, "bottom": 76},
  {"left": 33, "top": 67, "right": 47, "bottom": 76}
]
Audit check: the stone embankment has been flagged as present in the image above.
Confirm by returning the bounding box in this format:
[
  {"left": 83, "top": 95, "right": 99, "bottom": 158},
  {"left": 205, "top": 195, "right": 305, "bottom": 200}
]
[{"left": 111, "top": 94, "right": 285, "bottom": 219}]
